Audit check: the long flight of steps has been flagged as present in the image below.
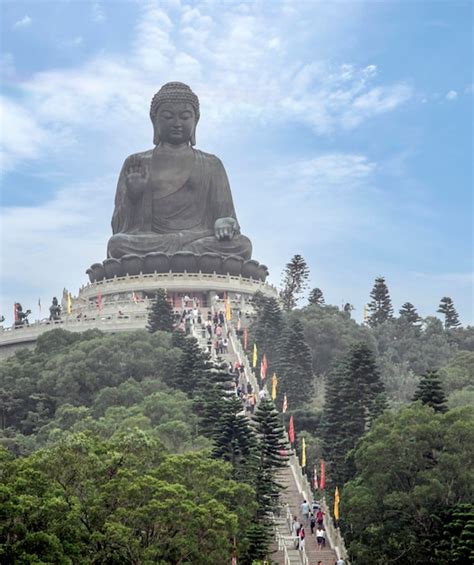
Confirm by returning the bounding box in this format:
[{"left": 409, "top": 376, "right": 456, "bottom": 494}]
[{"left": 192, "top": 312, "right": 339, "bottom": 564}]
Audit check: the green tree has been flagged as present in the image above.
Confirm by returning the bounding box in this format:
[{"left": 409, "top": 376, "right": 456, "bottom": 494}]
[
  {"left": 212, "top": 395, "right": 256, "bottom": 481},
  {"left": 413, "top": 370, "right": 448, "bottom": 413},
  {"left": 280, "top": 254, "right": 310, "bottom": 311},
  {"left": 147, "top": 288, "right": 175, "bottom": 332},
  {"left": 308, "top": 287, "right": 325, "bottom": 306},
  {"left": 367, "top": 276, "right": 394, "bottom": 327},
  {"left": 438, "top": 296, "right": 461, "bottom": 329},
  {"left": 252, "top": 399, "right": 289, "bottom": 513},
  {"left": 399, "top": 301, "right": 421, "bottom": 326},
  {"left": 323, "top": 342, "right": 386, "bottom": 484},
  {"left": 342, "top": 405, "right": 474, "bottom": 564},
  {"left": 276, "top": 319, "right": 313, "bottom": 408},
  {"left": 250, "top": 293, "right": 284, "bottom": 380},
  {"left": 0, "top": 432, "right": 256, "bottom": 564}
]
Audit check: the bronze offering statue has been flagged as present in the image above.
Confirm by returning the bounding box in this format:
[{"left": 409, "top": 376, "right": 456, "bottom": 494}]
[{"left": 87, "top": 82, "right": 267, "bottom": 282}]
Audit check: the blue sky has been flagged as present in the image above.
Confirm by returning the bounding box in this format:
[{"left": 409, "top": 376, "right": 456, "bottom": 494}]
[{"left": 1, "top": 0, "right": 472, "bottom": 325}]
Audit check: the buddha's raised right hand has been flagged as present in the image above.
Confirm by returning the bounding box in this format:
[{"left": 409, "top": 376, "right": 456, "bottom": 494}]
[{"left": 125, "top": 155, "right": 149, "bottom": 200}]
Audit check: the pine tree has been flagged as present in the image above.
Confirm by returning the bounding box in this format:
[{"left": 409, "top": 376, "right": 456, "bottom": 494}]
[
  {"left": 252, "top": 399, "right": 289, "bottom": 513},
  {"left": 212, "top": 396, "right": 256, "bottom": 482},
  {"left": 276, "top": 319, "right": 313, "bottom": 408},
  {"left": 399, "top": 302, "right": 421, "bottom": 326},
  {"left": 250, "top": 294, "right": 284, "bottom": 380},
  {"left": 195, "top": 361, "right": 236, "bottom": 437},
  {"left": 146, "top": 288, "right": 174, "bottom": 332},
  {"left": 413, "top": 370, "right": 448, "bottom": 413},
  {"left": 367, "top": 276, "right": 394, "bottom": 327},
  {"left": 323, "top": 342, "right": 386, "bottom": 484},
  {"left": 170, "top": 335, "right": 211, "bottom": 395},
  {"left": 280, "top": 254, "right": 310, "bottom": 311},
  {"left": 308, "top": 287, "right": 325, "bottom": 306},
  {"left": 437, "top": 297, "right": 461, "bottom": 329}
]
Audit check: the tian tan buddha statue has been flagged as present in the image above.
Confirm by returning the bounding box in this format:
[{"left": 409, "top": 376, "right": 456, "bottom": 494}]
[{"left": 107, "top": 82, "right": 252, "bottom": 261}]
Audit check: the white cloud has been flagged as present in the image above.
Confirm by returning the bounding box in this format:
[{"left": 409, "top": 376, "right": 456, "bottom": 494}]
[
  {"left": 1, "top": 1, "right": 414, "bottom": 171},
  {"left": 13, "top": 15, "right": 32, "bottom": 29},
  {"left": 446, "top": 89, "right": 458, "bottom": 101},
  {"left": 92, "top": 3, "right": 106, "bottom": 23}
]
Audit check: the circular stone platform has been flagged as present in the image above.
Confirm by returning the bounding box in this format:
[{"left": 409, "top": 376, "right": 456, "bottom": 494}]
[
  {"left": 75, "top": 271, "right": 279, "bottom": 317},
  {"left": 86, "top": 253, "right": 269, "bottom": 283}
]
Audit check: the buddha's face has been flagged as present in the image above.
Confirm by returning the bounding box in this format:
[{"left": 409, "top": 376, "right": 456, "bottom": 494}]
[{"left": 154, "top": 102, "right": 196, "bottom": 145}]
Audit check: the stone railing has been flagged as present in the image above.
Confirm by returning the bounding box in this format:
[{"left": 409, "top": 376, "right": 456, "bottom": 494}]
[{"left": 78, "top": 271, "right": 279, "bottom": 300}]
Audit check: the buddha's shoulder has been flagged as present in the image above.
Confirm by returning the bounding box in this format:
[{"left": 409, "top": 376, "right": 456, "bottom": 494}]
[
  {"left": 122, "top": 149, "right": 154, "bottom": 163},
  {"left": 193, "top": 149, "right": 224, "bottom": 167}
]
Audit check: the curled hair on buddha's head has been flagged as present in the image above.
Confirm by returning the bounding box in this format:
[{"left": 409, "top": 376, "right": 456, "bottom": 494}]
[{"left": 150, "top": 82, "right": 200, "bottom": 146}]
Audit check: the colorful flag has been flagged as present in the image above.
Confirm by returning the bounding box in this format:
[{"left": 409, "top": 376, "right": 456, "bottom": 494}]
[
  {"left": 97, "top": 290, "right": 103, "bottom": 312},
  {"left": 260, "top": 353, "right": 268, "bottom": 380},
  {"left": 288, "top": 415, "right": 295, "bottom": 444},
  {"left": 225, "top": 297, "right": 232, "bottom": 321},
  {"left": 67, "top": 293, "right": 73, "bottom": 314},
  {"left": 313, "top": 465, "right": 318, "bottom": 489},
  {"left": 252, "top": 343, "right": 257, "bottom": 367},
  {"left": 132, "top": 292, "right": 139, "bottom": 304},
  {"left": 237, "top": 317, "right": 241, "bottom": 331},
  {"left": 320, "top": 460, "right": 326, "bottom": 490},
  {"left": 301, "top": 437, "right": 306, "bottom": 468},
  {"left": 334, "top": 486, "right": 340, "bottom": 521},
  {"left": 243, "top": 328, "right": 248, "bottom": 350},
  {"left": 282, "top": 393, "right": 288, "bottom": 413},
  {"left": 271, "top": 373, "right": 278, "bottom": 400}
]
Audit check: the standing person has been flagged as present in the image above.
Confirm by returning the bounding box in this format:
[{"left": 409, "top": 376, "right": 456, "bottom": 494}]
[
  {"left": 316, "top": 508, "right": 325, "bottom": 528},
  {"left": 298, "top": 526, "right": 305, "bottom": 551},
  {"left": 301, "top": 499, "right": 310, "bottom": 524},
  {"left": 316, "top": 527, "right": 326, "bottom": 549},
  {"left": 310, "top": 512, "right": 316, "bottom": 535},
  {"left": 291, "top": 516, "right": 301, "bottom": 549},
  {"left": 222, "top": 337, "right": 229, "bottom": 353}
]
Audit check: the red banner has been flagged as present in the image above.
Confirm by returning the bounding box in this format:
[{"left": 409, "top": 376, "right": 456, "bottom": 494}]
[
  {"left": 288, "top": 415, "right": 295, "bottom": 444},
  {"left": 243, "top": 328, "right": 248, "bottom": 350},
  {"left": 320, "top": 460, "right": 326, "bottom": 490}
]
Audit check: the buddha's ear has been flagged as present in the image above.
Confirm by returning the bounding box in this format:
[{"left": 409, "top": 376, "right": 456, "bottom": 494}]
[
  {"left": 190, "top": 124, "right": 197, "bottom": 146},
  {"left": 153, "top": 124, "right": 161, "bottom": 146}
]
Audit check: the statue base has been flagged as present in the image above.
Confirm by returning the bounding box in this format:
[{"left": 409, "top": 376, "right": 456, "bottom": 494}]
[{"left": 86, "top": 252, "right": 268, "bottom": 283}]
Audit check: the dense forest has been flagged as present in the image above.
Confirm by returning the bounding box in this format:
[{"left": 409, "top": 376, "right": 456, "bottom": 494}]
[
  {"left": 1, "top": 266, "right": 473, "bottom": 563},
  {"left": 0, "top": 328, "right": 288, "bottom": 564}
]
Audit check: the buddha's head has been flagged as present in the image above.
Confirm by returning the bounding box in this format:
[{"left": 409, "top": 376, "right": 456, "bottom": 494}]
[{"left": 150, "top": 82, "right": 200, "bottom": 146}]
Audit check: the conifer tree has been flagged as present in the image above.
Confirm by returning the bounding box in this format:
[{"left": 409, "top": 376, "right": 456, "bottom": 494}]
[
  {"left": 252, "top": 399, "right": 289, "bottom": 512},
  {"left": 251, "top": 293, "right": 284, "bottom": 379},
  {"left": 146, "top": 288, "right": 174, "bottom": 332},
  {"left": 367, "top": 276, "right": 394, "bottom": 327},
  {"left": 437, "top": 296, "right": 461, "bottom": 329},
  {"left": 276, "top": 319, "right": 313, "bottom": 407},
  {"left": 308, "top": 287, "right": 325, "bottom": 306},
  {"left": 399, "top": 302, "right": 421, "bottom": 326},
  {"left": 212, "top": 396, "right": 256, "bottom": 482},
  {"left": 280, "top": 254, "right": 310, "bottom": 311},
  {"left": 413, "top": 370, "right": 448, "bottom": 413},
  {"left": 196, "top": 361, "right": 235, "bottom": 437},
  {"left": 323, "top": 342, "right": 386, "bottom": 484},
  {"left": 171, "top": 335, "right": 211, "bottom": 395}
]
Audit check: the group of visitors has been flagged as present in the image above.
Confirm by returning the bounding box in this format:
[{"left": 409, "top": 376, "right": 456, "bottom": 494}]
[{"left": 291, "top": 499, "right": 333, "bottom": 555}]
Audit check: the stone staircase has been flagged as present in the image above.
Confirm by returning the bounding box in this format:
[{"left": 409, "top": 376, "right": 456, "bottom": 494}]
[{"left": 191, "top": 313, "right": 345, "bottom": 565}]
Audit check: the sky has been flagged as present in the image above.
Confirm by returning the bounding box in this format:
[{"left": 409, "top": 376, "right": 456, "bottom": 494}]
[{"left": 1, "top": 0, "right": 472, "bottom": 326}]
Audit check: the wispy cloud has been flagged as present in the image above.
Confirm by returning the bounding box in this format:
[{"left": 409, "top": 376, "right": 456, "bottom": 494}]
[
  {"left": 13, "top": 15, "right": 32, "bottom": 29},
  {"left": 92, "top": 3, "right": 106, "bottom": 23},
  {"left": 446, "top": 89, "right": 458, "bottom": 101},
  {"left": 2, "top": 1, "right": 413, "bottom": 171}
]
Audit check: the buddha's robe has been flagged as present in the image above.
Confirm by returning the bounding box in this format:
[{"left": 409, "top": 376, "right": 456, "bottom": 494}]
[{"left": 107, "top": 148, "right": 252, "bottom": 259}]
